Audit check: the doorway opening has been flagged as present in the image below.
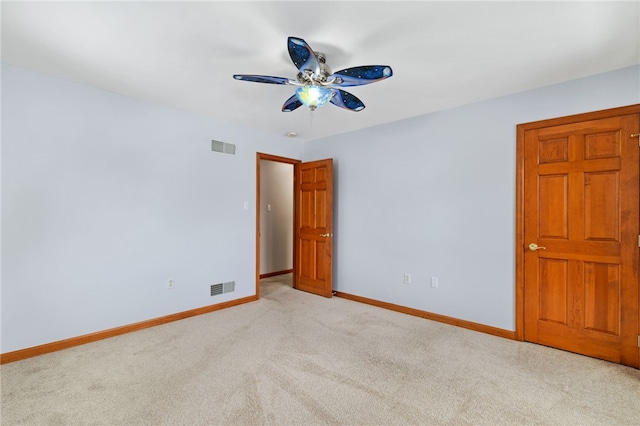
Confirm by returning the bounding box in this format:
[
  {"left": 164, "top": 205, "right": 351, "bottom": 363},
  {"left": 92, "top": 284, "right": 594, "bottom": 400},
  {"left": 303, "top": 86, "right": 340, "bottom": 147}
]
[{"left": 256, "top": 153, "right": 300, "bottom": 298}]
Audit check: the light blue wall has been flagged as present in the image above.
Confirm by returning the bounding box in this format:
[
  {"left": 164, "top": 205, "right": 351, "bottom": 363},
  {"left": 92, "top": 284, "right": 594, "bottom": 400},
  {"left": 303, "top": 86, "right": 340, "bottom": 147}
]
[
  {"left": 303, "top": 65, "right": 640, "bottom": 331},
  {"left": 2, "top": 64, "right": 638, "bottom": 354},
  {"left": 1, "top": 64, "right": 303, "bottom": 353}
]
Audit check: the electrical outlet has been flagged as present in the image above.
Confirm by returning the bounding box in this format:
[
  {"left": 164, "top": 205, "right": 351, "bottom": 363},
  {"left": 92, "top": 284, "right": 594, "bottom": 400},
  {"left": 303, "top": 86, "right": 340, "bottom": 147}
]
[
  {"left": 168, "top": 279, "right": 175, "bottom": 289},
  {"left": 404, "top": 273, "right": 411, "bottom": 284}
]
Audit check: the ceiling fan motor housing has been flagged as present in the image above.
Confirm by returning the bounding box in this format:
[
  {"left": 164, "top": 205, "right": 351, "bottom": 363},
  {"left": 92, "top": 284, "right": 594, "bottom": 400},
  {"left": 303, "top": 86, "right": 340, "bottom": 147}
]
[{"left": 297, "top": 51, "right": 333, "bottom": 85}]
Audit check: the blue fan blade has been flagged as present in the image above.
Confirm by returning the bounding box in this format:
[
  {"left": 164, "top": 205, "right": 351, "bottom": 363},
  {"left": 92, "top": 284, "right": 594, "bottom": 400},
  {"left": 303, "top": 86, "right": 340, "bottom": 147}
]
[
  {"left": 288, "top": 37, "right": 320, "bottom": 76},
  {"left": 328, "top": 66, "right": 393, "bottom": 87},
  {"left": 282, "top": 94, "right": 303, "bottom": 112},
  {"left": 233, "top": 74, "right": 291, "bottom": 85},
  {"left": 330, "top": 89, "right": 365, "bottom": 112}
]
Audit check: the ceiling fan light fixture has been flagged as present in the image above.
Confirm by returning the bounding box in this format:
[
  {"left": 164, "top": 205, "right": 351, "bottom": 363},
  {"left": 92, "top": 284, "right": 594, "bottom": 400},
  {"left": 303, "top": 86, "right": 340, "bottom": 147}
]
[
  {"left": 295, "top": 85, "right": 333, "bottom": 110},
  {"left": 233, "top": 36, "right": 392, "bottom": 113}
]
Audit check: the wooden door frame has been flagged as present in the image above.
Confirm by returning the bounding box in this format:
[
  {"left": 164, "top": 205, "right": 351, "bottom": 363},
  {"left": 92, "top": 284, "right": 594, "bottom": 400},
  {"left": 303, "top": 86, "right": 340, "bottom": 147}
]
[
  {"left": 256, "top": 153, "right": 301, "bottom": 298},
  {"left": 515, "top": 104, "right": 640, "bottom": 343}
]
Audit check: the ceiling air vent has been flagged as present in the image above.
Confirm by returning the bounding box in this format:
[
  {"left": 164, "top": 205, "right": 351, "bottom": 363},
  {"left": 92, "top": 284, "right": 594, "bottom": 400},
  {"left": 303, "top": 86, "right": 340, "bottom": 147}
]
[
  {"left": 210, "top": 281, "right": 235, "bottom": 296},
  {"left": 211, "top": 140, "right": 236, "bottom": 155}
]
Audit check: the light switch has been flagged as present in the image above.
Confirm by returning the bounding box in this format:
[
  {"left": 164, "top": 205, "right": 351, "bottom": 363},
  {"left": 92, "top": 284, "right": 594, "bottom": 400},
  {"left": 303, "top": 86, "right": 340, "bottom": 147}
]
[{"left": 267, "top": 204, "right": 272, "bottom": 212}]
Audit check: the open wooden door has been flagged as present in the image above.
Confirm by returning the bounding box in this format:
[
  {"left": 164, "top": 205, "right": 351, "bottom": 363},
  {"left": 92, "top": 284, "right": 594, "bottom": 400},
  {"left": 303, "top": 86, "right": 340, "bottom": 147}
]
[
  {"left": 294, "top": 159, "right": 333, "bottom": 297},
  {"left": 517, "top": 106, "right": 639, "bottom": 368}
]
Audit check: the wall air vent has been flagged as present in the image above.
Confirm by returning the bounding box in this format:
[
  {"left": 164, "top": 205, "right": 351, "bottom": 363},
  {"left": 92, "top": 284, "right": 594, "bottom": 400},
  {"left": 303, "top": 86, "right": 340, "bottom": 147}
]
[
  {"left": 210, "top": 281, "right": 236, "bottom": 296},
  {"left": 223, "top": 281, "right": 235, "bottom": 293},
  {"left": 211, "top": 140, "right": 236, "bottom": 155},
  {"left": 210, "top": 283, "right": 223, "bottom": 296}
]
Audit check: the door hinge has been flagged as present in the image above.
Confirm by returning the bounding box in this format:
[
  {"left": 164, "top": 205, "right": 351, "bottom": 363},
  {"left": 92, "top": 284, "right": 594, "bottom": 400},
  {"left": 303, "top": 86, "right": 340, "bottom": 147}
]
[
  {"left": 638, "top": 335, "right": 640, "bottom": 348},
  {"left": 638, "top": 235, "right": 640, "bottom": 248}
]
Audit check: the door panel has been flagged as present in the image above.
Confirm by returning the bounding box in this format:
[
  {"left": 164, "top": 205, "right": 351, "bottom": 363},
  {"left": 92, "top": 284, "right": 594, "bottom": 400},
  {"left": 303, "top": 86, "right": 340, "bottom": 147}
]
[
  {"left": 520, "top": 109, "right": 639, "bottom": 368},
  {"left": 538, "top": 258, "right": 568, "bottom": 324},
  {"left": 295, "top": 159, "right": 333, "bottom": 297},
  {"left": 583, "top": 262, "right": 619, "bottom": 334},
  {"left": 538, "top": 174, "right": 568, "bottom": 238}
]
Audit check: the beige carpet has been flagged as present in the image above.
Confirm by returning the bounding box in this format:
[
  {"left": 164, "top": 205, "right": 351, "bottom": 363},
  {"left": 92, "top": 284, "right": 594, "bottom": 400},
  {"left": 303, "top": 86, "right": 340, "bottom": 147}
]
[{"left": 2, "top": 274, "right": 639, "bottom": 425}]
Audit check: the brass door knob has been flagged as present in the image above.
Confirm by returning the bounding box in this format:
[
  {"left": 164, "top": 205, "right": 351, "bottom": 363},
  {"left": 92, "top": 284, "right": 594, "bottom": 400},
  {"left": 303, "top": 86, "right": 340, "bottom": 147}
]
[{"left": 528, "top": 243, "right": 546, "bottom": 251}]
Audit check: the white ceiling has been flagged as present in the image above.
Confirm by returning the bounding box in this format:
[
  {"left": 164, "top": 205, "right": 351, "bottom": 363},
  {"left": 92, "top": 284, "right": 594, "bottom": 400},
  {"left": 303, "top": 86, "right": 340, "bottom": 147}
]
[{"left": 2, "top": 1, "right": 639, "bottom": 142}]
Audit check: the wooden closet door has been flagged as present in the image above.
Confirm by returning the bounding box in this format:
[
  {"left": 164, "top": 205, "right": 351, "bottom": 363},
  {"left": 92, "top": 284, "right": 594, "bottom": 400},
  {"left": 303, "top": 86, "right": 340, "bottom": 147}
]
[{"left": 521, "top": 110, "right": 639, "bottom": 367}]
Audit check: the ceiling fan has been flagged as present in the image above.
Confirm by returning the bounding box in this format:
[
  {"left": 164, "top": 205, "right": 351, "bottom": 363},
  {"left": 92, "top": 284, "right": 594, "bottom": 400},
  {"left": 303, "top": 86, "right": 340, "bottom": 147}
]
[{"left": 233, "top": 36, "right": 393, "bottom": 112}]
